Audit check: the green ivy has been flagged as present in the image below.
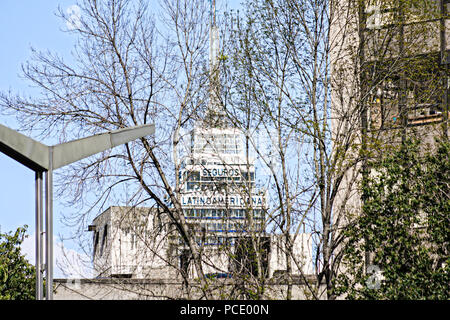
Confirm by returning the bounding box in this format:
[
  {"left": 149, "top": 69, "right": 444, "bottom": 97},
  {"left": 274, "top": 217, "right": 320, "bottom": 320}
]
[{"left": 335, "top": 138, "right": 450, "bottom": 300}]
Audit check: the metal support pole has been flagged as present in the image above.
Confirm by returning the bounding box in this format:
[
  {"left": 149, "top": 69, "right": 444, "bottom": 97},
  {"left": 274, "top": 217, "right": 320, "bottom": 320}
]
[
  {"left": 35, "top": 171, "right": 44, "bottom": 300},
  {"left": 45, "top": 148, "right": 53, "bottom": 300}
]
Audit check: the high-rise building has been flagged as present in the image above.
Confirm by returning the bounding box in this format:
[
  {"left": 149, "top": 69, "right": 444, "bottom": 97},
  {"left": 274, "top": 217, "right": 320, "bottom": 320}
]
[
  {"left": 179, "top": 127, "right": 267, "bottom": 246},
  {"left": 177, "top": 0, "right": 267, "bottom": 250}
]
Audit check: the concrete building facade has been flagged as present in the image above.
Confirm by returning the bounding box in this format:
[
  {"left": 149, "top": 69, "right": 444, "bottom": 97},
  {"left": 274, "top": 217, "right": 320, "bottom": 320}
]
[
  {"left": 89, "top": 206, "right": 178, "bottom": 279},
  {"left": 329, "top": 0, "right": 449, "bottom": 285}
]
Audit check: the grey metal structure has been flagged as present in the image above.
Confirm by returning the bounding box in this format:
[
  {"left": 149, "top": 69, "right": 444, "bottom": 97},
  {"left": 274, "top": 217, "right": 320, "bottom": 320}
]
[{"left": 0, "top": 123, "right": 155, "bottom": 300}]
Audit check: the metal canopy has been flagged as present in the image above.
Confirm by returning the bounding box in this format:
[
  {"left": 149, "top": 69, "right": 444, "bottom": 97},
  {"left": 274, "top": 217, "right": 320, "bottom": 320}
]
[
  {"left": 0, "top": 124, "right": 155, "bottom": 171},
  {"left": 0, "top": 124, "right": 48, "bottom": 171}
]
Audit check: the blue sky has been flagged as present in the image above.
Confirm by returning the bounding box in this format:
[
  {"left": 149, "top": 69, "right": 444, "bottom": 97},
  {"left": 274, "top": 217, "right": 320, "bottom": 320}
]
[{"left": 0, "top": 0, "right": 77, "bottom": 236}]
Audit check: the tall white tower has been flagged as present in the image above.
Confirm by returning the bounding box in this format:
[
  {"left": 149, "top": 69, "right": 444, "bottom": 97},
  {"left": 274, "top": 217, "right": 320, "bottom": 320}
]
[{"left": 178, "top": 0, "right": 267, "bottom": 250}]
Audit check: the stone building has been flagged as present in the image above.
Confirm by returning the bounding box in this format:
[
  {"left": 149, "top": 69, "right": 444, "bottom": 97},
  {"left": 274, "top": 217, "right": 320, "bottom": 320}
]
[{"left": 329, "top": 0, "right": 449, "bottom": 284}]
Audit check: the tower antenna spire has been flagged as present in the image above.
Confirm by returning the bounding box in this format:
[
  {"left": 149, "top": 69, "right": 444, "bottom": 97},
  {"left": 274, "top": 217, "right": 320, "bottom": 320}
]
[
  {"left": 211, "top": 0, "right": 216, "bottom": 27},
  {"left": 209, "top": 0, "right": 219, "bottom": 80},
  {"left": 207, "top": 0, "right": 224, "bottom": 127}
]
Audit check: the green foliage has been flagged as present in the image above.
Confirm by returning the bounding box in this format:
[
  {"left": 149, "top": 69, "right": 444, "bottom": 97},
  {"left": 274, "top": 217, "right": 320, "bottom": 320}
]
[
  {"left": 335, "top": 138, "right": 450, "bottom": 299},
  {"left": 0, "top": 226, "right": 35, "bottom": 300}
]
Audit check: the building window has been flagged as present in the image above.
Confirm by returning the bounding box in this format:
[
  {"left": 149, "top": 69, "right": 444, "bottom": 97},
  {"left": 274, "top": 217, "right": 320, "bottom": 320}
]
[
  {"left": 364, "top": 0, "right": 440, "bottom": 30},
  {"left": 131, "top": 233, "right": 136, "bottom": 250},
  {"left": 187, "top": 171, "right": 200, "bottom": 182},
  {"left": 93, "top": 231, "right": 99, "bottom": 257},
  {"left": 369, "top": 54, "right": 444, "bottom": 130},
  {"left": 100, "top": 224, "right": 108, "bottom": 257}
]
